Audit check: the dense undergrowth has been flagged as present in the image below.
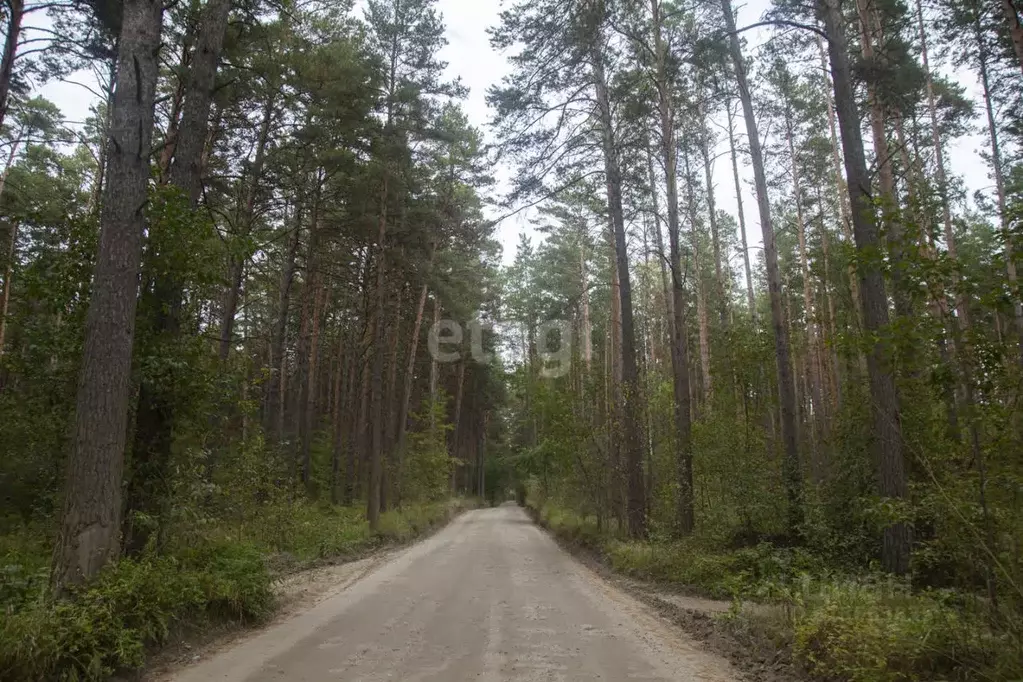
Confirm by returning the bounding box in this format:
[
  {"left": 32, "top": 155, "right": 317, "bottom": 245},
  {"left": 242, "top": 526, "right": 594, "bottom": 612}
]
[
  {"left": 530, "top": 498, "right": 1023, "bottom": 682},
  {"left": 0, "top": 499, "right": 467, "bottom": 681}
]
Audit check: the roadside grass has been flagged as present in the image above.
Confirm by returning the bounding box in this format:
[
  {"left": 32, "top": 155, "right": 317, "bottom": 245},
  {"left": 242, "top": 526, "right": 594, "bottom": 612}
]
[
  {"left": 530, "top": 499, "right": 1023, "bottom": 682},
  {"left": 0, "top": 498, "right": 472, "bottom": 681}
]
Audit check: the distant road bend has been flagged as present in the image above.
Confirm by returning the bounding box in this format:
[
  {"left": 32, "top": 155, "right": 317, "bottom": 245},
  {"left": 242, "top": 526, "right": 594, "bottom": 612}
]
[{"left": 171, "top": 505, "right": 737, "bottom": 681}]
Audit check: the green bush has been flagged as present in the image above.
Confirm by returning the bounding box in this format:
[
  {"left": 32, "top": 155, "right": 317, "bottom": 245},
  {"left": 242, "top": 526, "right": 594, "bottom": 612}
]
[
  {"left": 0, "top": 497, "right": 466, "bottom": 680},
  {"left": 533, "top": 499, "right": 1023, "bottom": 681},
  {"left": 791, "top": 580, "right": 1017, "bottom": 682},
  {"left": 0, "top": 546, "right": 271, "bottom": 681}
]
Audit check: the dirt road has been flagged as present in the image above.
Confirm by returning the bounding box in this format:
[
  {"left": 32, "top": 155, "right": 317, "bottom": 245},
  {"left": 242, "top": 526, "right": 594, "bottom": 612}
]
[{"left": 170, "top": 504, "right": 738, "bottom": 681}]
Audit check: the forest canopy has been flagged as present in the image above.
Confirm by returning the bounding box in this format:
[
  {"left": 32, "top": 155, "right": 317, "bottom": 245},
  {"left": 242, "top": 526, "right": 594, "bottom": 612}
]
[{"left": 1, "top": 0, "right": 1023, "bottom": 678}]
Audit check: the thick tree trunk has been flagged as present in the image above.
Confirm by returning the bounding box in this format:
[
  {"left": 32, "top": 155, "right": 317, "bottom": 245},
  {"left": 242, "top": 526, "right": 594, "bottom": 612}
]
[
  {"left": 168, "top": 0, "right": 231, "bottom": 203},
  {"left": 608, "top": 235, "right": 625, "bottom": 525},
  {"left": 126, "top": 0, "right": 232, "bottom": 553},
  {"left": 157, "top": 28, "right": 194, "bottom": 183},
  {"left": 820, "top": 0, "right": 909, "bottom": 575},
  {"left": 726, "top": 102, "right": 756, "bottom": 321},
  {"left": 52, "top": 0, "right": 163, "bottom": 591},
  {"left": 592, "top": 36, "right": 646, "bottom": 539},
  {"left": 722, "top": 0, "right": 802, "bottom": 533},
  {"left": 1000, "top": 0, "right": 1023, "bottom": 75},
  {"left": 0, "top": 0, "right": 24, "bottom": 133},
  {"left": 857, "top": 0, "right": 913, "bottom": 326}
]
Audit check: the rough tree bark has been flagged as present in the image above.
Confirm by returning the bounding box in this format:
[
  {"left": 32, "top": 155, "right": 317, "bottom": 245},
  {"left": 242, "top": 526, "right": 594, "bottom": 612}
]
[
  {"left": 52, "top": 0, "right": 164, "bottom": 591},
  {"left": 126, "top": 0, "right": 233, "bottom": 554},
  {"left": 820, "top": 0, "right": 910, "bottom": 574}
]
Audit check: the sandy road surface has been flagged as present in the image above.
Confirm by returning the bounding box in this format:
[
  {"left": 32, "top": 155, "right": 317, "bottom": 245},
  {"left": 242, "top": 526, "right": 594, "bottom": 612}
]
[{"left": 170, "top": 504, "right": 738, "bottom": 682}]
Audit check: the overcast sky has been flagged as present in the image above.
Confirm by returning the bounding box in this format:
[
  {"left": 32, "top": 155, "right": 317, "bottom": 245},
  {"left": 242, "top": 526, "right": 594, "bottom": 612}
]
[{"left": 36, "top": 0, "right": 995, "bottom": 266}]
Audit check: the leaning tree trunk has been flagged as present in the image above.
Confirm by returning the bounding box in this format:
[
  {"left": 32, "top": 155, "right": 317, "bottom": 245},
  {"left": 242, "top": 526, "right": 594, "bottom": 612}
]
[
  {"left": 52, "top": 0, "right": 164, "bottom": 592},
  {"left": 721, "top": 0, "right": 802, "bottom": 533},
  {"left": 820, "top": 0, "right": 909, "bottom": 575}
]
